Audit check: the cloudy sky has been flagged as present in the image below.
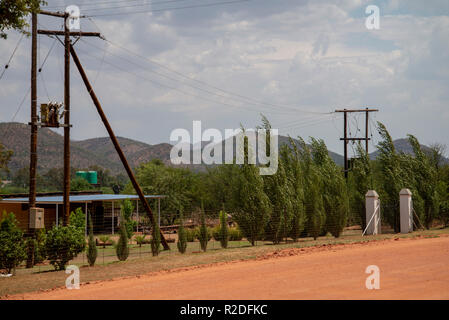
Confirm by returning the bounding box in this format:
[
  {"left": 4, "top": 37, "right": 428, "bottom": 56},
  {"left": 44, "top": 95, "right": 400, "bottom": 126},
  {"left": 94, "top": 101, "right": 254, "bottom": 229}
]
[{"left": 1, "top": 0, "right": 448, "bottom": 156}]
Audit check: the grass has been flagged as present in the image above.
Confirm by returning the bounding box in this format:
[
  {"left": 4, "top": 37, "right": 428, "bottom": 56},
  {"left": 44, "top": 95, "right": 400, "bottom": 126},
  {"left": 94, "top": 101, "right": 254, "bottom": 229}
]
[{"left": 1, "top": 227, "right": 448, "bottom": 297}]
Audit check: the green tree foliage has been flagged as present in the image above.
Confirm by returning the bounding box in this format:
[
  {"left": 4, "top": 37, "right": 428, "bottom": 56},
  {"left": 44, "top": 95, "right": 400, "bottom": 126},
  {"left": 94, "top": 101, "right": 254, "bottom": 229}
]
[
  {"left": 407, "top": 135, "right": 440, "bottom": 228},
  {"left": 231, "top": 133, "right": 271, "bottom": 246},
  {"left": 298, "top": 138, "right": 325, "bottom": 240},
  {"left": 310, "top": 138, "right": 348, "bottom": 238},
  {"left": 151, "top": 218, "right": 161, "bottom": 256},
  {"left": 218, "top": 210, "right": 229, "bottom": 248},
  {"left": 69, "top": 207, "right": 85, "bottom": 231},
  {"left": 198, "top": 203, "right": 209, "bottom": 252},
  {"left": 0, "top": 212, "right": 26, "bottom": 274},
  {"left": 134, "top": 235, "right": 146, "bottom": 247},
  {"left": 33, "top": 228, "right": 46, "bottom": 264},
  {"left": 0, "top": 143, "right": 13, "bottom": 182},
  {"left": 120, "top": 199, "right": 136, "bottom": 239},
  {"left": 0, "top": 0, "right": 46, "bottom": 39},
  {"left": 349, "top": 143, "right": 373, "bottom": 229},
  {"left": 115, "top": 215, "right": 129, "bottom": 261},
  {"left": 70, "top": 176, "right": 94, "bottom": 191},
  {"left": 177, "top": 210, "right": 188, "bottom": 254},
  {"left": 87, "top": 213, "right": 97, "bottom": 267},
  {"left": 45, "top": 223, "right": 85, "bottom": 271}
]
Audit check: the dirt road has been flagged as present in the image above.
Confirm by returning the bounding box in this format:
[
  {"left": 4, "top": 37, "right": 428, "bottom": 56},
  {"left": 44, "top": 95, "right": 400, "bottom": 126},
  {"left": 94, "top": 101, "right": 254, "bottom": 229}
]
[{"left": 13, "top": 236, "right": 449, "bottom": 299}]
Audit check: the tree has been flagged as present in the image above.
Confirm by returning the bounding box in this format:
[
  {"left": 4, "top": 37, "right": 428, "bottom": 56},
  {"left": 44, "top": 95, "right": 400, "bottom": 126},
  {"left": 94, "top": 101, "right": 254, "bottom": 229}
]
[
  {"left": 231, "top": 131, "right": 271, "bottom": 246},
  {"left": 87, "top": 213, "right": 97, "bottom": 267},
  {"left": 0, "top": 0, "right": 46, "bottom": 39},
  {"left": 218, "top": 210, "right": 229, "bottom": 249},
  {"left": 69, "top": 207, "right": 85, "bottom": 231},
  {"left": 0, "top": 212, "right": 26, "bottom": 274},
  {"left": 151, "top": 217, "right": 161, "bottom": 256},
  {"left": 198, "top": 203, "right": 208, "bottom": 252},
  {"left": 177, "top": 210, "right": 187, "bottom": 254},
  {"left": 350, "top": 143, "right": 373, "bottom": 230},
  {"left": 116, "top": 215, "right": 129, "bottom": 261},
  {"left": 121, "top": 199, "right": 136, "bottom": 239},
  {"left": 298, "top": 138, "right": 325, "bottom": 240},
  {"left": 0, "top": 143, "right": 12, "bottom": 183},
  {"left": 408, "top": 135, "right": 440, "bottom": 228},
  {"left": 310, "top": 138, "right": 348, "bottom": 238},
  {"left": 70, "top": 176, "right": 94, "bottom": 192}
]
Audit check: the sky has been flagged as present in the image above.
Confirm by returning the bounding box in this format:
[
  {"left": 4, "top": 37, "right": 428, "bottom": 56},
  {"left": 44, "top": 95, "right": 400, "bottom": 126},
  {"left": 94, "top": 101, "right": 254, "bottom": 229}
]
[{"left": 1, "top": 0, "right": 448, "bottom": 157}]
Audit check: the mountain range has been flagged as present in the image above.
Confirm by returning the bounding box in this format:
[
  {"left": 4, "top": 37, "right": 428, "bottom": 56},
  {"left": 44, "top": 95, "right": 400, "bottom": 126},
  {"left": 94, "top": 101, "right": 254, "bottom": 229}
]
[{"left": 0, "top": 122, "right": 446, "bottom": 175}]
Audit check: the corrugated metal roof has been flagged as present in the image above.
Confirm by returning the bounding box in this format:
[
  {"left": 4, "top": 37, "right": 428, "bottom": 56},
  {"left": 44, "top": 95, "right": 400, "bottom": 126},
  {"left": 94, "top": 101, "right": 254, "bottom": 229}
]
[{"left": 0, "top": 194, "right": 166, "bottom": 204}]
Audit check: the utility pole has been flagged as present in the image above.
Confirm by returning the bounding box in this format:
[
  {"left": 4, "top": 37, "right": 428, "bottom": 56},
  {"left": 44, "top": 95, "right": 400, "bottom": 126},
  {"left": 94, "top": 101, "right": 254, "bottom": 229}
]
[
  {"left": 26, "top": 11, "right": 38, "bottom": 269},
  {"left": 335, "top": 108, "right": 379, "bottom": 178},
  {"left": 63, "top": 12, "right": 71, "bottom": 224},
  {"left": 31, "top": 9, "right": 171, "bottom": 250}
]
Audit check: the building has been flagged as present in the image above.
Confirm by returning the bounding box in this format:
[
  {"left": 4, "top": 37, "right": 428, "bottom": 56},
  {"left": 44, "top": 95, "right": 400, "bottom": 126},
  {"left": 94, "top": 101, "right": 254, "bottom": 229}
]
[{"left": 0, "top": 193, "right": 165, "bottom": 235}]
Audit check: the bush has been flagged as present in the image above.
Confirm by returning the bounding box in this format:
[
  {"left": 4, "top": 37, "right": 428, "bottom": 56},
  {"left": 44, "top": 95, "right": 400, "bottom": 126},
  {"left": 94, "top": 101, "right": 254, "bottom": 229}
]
[
  {"left": 116, "top": 217, "right": 129, "bottom": 261},
  {"left": 33, "top": 228, "right": 47, "bottom": 265},
  {"left": 69, "top": 207, "right": 85, "bottom": 231},
  {"left": 185, "top": 228, "right": 196, "bottom": 242},
  {"left": 99, "top": 235, "right": 110, "bottom": 248},
  {"left": 134, "top": 235, "right": 146, "bottom": 247},
  {"left": 0, "top": 212, "right": 26, "bottom": 274},
  {"left": 121, "top": 199, "right": 137, "bottom": 239},
  {"left": 228, "top": 227, "right": 243, "bottom": 241},
  {"left": 87, "top": 213, "right": 97, "bottom": 267},
  {"left": 151, "top": 220, "right": 161, "bottom": 256},
  {"left": 45, "top": 225, "right": 85, "bottom": 271},
  {"left": 218, "top": 211, "right": 229, "bottom": 249},
  {"left": 177, "top": 211, "right": 187, "bottom": 254}
]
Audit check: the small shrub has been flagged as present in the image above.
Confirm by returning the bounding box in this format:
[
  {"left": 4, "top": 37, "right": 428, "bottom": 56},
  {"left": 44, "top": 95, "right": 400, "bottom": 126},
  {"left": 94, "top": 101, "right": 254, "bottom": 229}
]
[
  {"left": 99, "top": 235, "right": 110, "bottom": 248},
  {"left": 134, "top": 235, "right": 146, "bottom": 247},
  {"left": 219, "top": 210, "right": 229, "bottom": 249},
  {"left": 185, "top": 228, "right": 196, "bottom": 242},
  {"left": 33, "top": 228, "right": 47, "bottom": 265},
  {"left": 69, "top": 207, "right": 85, "bottom": 231},
  {"left": 115, "top": 217, "right": 129, "bottom": 261},
  {"left": 151, "top": 221, "right": 161, "bottom": 256},
  {"left": 177, "top": 211, "right": 187, "bottom": 254},
  {"left": 228, "top": 227, "right": 243, "bottom": 241},
  {"left": 87, "top": 213, "right": 97, "bottom": 267},
  {"left": 45, "top": 225, "right": 85, "bottom": 271},
  {"left": 121, "top": 199, "right": 137, "bottom": 239},
  {"left": 0, "top": 212, "right": 26, "bottom": 274},
  {"left": 198, "top": 206, "right": 208, "bottom": 252}
]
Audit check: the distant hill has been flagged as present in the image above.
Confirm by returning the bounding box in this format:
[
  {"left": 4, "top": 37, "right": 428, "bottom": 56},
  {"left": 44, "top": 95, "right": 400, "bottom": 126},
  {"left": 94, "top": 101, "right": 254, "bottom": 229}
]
[{"left": 1, "top": 122, "right": 446, "bottom": 175}]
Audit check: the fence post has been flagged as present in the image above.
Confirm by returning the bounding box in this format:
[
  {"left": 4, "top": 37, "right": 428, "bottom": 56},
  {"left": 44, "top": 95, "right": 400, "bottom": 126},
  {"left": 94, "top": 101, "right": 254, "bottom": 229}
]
[
  {"left": 365, "top": 190, "right": 380, "bottom": 235},
  {"left": 400, "top": 188, "right": 413, "bottom": 233}
]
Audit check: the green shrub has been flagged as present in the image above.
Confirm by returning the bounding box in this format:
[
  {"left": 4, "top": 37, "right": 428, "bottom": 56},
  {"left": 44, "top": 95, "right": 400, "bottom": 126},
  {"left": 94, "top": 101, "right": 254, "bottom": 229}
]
[
  {"left": 116, "top": 217, "right": 129, "bottom": 261},
  {"left": 99, "top": 235, "right": 110, "bottom": 248},
  {"left": 151, "top": 220, "right": 161, "bottom": 256},
  {"left": 218, "top": 210, "right": 229, "bottom": 249},
  {"left": 45, "top": 225, "right": 85, "bottom": 271},
  {"left": 69, "top": 207, "right": 86, "bottom": 231},
  {"left": 0, "top": 212, "right": 26, "bottom": 274},
  {"left": 134, "top": 235, "right": 146, "bottom": 247},
  {"left": 177, "top": 211, "right": 187, "bottom": 254},
  {"left": 228, "top": 227, "right": 243, "bottom": 241},
  {"left": 87, "top": 213, "right": 97, "bottom": 267},
  {"left": 121, "top": 199, "right": 137, "bottom": 239},
  {"left": 198, "top": 206, "right": 208, "bottom": 252},
  {"left": 185, "top": 228, "right": 196, "bottom": 242},
  {"left": 34, "top": 228, "right": 47, "bottom": 264}
]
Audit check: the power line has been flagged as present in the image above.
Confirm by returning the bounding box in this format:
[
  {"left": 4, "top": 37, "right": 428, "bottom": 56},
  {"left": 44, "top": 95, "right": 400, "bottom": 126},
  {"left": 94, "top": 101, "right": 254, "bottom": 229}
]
[
  {"left": 0, "top": 33, "right": 25, "bottom": 81},
  {"left": 87, "top": 0, "right": 253, "bottom": 17}
]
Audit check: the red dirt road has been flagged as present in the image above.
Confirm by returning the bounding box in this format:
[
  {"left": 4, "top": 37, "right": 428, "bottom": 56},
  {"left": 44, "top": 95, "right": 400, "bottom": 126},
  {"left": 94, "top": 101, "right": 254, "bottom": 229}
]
[{"left": 14, "top": 236, "right": 449, "bottom": 300}]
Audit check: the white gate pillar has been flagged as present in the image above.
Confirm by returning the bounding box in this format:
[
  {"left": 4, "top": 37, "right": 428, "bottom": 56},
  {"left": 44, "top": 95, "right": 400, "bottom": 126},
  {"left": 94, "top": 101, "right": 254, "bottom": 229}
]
[
  {"left": 365, "top": 190, "right": 381, "bottom": 235},
  {"left": 400, "top": 188, "right": 413, "bottom": 233}
]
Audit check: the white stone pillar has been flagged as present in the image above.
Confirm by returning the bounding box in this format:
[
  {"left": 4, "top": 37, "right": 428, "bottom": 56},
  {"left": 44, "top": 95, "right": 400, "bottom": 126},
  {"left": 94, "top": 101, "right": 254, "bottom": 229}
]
[
  {"left": 365, "top": 190, "right": 381, "bottom": 235},
  {"left": 400, "top": 188, "right": 413, "bottom": 233}
]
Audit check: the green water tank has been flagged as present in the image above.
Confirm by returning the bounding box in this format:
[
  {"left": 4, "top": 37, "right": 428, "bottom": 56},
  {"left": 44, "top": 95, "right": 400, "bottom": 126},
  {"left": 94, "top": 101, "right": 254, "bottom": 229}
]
[
  {"left": 87, "top": 171, "right": 98, "bottom": 184},
  {"left": 76, "top": 171, "right": 88, "bottom": 181}
]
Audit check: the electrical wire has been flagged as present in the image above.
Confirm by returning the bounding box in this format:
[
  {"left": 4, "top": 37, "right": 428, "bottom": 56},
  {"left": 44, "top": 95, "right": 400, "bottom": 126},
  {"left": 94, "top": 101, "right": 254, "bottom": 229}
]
[{"left": 0, "top": 33, "right": 25, "bottom": 81}]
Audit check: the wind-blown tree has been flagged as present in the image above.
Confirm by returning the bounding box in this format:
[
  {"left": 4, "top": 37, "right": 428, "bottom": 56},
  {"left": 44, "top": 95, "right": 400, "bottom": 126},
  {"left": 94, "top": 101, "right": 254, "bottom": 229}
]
[
  {"left": 232, "top": 131, "right": 271, "bottom": 246},
  {"left": 349, "top": 142, "right": 373, "bottom": 230},
  {"left": 408, "top": 135, "right": 440, "bottom": 228},
  {"left": 310, "top": 138, "right": 348, "bottom": 238},
  {"left": 298, "top": 138, "right": 325, "bottom": 240},
  {"left": 376, "top": 122, "right": 414, "bottom": 232},
  {"left": 284, "top": 138, "right": 306, "bottom": 241},
  {"left": 261, "top": 119, "right": 293, "bottom": 244}
]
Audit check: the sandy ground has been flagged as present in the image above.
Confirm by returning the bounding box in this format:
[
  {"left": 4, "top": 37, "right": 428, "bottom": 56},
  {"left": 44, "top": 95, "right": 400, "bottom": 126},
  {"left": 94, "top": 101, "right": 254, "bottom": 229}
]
[{"left": 11, "top": 236, "right": 449, "bottom": 300}]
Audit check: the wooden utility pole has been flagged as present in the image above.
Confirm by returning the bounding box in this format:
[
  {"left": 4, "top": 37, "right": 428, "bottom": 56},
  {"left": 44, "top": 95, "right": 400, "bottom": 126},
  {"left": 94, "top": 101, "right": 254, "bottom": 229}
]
[
  {"left": 63, "top": 13, "right": 71, "bottom": 224},
  {"left": 26, "top": 11, "right": 38, "bottom": 269},
  {"left": 70, "top": 46, "right": 170, "bottom": 250},
  {"left": 335, "top": 108, "right": 379, "bottom": 178}
]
